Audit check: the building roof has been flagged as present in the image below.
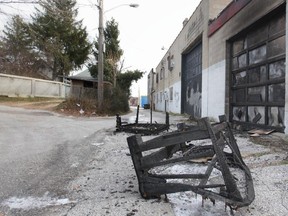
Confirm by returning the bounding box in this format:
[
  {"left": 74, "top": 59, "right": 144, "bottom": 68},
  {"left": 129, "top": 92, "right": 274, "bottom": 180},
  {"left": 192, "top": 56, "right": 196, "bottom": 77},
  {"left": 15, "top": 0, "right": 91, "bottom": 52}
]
[{"left": 68, "top": 69, "right": 98, "bottom": 82}]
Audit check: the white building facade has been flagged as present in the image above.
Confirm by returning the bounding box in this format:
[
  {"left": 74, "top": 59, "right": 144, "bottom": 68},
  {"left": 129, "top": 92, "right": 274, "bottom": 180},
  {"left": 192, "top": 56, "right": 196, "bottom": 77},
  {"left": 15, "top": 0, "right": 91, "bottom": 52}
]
[{"left": 149, "top": 0, "right": 287, "bottom": 133}]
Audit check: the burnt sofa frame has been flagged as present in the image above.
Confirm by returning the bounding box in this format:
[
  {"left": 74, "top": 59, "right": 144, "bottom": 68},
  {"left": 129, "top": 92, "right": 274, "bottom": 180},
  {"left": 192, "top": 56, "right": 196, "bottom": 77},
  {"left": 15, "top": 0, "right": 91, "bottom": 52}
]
[
  {"left": 116, "top": 105, "right": 169, "bottom": 135},
  {"left": 127, "top": 115, "right": 255, "bottom": 209}
]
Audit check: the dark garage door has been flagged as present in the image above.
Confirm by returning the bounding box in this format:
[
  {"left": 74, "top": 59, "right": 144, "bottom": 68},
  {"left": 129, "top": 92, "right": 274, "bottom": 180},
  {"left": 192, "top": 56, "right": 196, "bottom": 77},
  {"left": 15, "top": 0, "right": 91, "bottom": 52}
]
[
  {"left": 182, "top": 43, "right": 202, "bottom": 118},
  {"left": 230, "top": 11, "right": 285, "bottom": 131}
]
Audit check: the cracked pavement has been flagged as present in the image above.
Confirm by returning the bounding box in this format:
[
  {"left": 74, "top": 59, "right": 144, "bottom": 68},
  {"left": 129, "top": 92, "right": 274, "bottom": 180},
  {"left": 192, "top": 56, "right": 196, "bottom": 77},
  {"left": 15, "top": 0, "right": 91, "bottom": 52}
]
[{"left": 0, "top": 105, "right": 288, "bottom": 216}]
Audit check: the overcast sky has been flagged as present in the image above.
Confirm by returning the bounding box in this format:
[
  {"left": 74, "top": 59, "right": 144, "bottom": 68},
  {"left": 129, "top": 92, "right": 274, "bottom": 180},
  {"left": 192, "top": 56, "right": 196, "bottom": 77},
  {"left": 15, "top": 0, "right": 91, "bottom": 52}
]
[{"left": 0, "top": 0, "right": 202, "bottom": 97}]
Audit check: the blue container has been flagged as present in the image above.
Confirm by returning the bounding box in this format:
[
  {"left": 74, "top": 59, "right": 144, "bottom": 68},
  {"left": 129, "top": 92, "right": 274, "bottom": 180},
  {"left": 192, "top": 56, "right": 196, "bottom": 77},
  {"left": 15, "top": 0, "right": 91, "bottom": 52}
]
[{"left": 141, "top": 96, "right": 148, "bottom": 108}]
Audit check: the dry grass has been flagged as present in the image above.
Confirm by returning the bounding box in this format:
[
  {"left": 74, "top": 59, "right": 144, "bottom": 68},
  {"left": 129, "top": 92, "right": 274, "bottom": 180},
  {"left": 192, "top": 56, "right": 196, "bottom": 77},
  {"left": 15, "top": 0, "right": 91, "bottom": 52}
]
[
  {"left": 0, "top": 96, "right": 64, "bottom": 110},
  {"left": 56, "top": 98, "right": 99, "bottom": 116},
  {"left": 0, "top": 96, "right": 122, "bottom": 116}
]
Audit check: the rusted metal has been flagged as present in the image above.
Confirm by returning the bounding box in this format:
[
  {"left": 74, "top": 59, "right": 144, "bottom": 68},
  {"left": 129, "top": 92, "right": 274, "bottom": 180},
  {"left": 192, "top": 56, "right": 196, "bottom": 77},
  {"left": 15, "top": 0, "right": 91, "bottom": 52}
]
[
  {"left": 115, "top": 105, "right": 169, "bottom": 135},
  {"left": 127, "top": 115, "right": 255, "bottom": 210},
  {"left": 208, "top": 0, "right": 252, "bottom": 37}
]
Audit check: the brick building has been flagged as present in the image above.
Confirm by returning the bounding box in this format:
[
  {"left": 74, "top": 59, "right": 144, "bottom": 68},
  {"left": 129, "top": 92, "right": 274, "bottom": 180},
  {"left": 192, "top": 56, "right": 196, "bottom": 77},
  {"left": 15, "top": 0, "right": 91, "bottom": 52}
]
[{"left": 149, "top": 0, "right": 287, "bottom": 133}]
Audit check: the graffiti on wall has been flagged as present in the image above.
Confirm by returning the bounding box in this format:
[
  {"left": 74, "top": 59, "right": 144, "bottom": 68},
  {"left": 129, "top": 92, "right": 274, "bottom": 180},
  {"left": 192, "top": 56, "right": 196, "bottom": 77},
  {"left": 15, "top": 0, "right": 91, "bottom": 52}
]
[
  {"left": 182, "top": 43, "right": 202, "bottom": 118},
  {"left": 185, "top": 76, "right": 202, "bottom": 118},
  {"left": 174, "top": 91, "right": 180, "bottom": 108}
]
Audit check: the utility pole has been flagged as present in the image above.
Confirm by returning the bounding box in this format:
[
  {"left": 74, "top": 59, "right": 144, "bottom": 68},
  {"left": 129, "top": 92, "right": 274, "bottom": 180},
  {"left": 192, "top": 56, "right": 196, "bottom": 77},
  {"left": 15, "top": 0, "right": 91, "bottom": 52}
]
[
  {"left": 150, "top": 69, "right": 155, "bottom": 124},
  {"left": 97, "top": 0, "right": 104, "bottom": 109},
  {"left": 97, "top": 1, "right": 139, "bottom": 109}
]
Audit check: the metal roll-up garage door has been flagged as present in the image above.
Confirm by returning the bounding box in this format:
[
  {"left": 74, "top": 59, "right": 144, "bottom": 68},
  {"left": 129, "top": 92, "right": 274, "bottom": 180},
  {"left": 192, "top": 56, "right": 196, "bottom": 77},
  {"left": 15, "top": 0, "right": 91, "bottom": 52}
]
[
  {"left": 230, "top": 10, "right": 285, "bottom": 131},
  {"left": 182, "top": 42, "right": 202, "bottom": 118}
]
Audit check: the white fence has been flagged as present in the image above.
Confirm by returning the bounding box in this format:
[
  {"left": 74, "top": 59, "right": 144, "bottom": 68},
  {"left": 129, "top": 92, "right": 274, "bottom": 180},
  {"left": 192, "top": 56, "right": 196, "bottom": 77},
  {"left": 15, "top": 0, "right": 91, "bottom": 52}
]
[{"left": 0, "top": 73, "right": 70, "bottom": 98}]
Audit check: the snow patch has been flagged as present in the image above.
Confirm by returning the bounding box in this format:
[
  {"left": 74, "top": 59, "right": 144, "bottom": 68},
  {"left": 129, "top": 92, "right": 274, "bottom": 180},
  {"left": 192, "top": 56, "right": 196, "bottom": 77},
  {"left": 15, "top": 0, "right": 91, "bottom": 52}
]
[
  {"left": 71, "top": 162, "right": 79, "bottom": 168},
  {"left": 169, "top": 191, "right": 231, "bottom": 216},
  {"left": 91, "top": 142, "right": 104, "bottom": 146},
  {"left": 2, "top": 193, "right": 73, "bottom": 210}
]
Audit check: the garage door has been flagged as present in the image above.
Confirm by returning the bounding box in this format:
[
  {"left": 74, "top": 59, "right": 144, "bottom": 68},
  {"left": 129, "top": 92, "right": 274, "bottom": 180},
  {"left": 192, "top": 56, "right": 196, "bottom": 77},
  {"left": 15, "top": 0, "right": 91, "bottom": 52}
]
[
  {"left": 230, "top": 11, "right": 285, "bottom": 131},
  {"left": 182, "top": 43, "right": 202, "bottom": 118}
]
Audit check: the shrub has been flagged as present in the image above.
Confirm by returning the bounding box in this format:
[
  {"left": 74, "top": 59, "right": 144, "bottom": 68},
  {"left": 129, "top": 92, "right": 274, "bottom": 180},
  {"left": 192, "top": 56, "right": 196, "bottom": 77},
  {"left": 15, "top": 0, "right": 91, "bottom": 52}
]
[{"left": 105, "top": 87, "right": 129, "bottom": 114}]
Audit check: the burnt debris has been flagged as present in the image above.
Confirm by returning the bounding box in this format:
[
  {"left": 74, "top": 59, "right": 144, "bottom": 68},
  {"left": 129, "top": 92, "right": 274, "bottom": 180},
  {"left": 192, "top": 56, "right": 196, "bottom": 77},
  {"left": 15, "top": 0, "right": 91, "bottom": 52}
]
[
  {"left": 115, "top": 105, "right": 170, "bottom": 136},
  {"left": 127, "top": 115, "right": 255, "bottom": 210}
]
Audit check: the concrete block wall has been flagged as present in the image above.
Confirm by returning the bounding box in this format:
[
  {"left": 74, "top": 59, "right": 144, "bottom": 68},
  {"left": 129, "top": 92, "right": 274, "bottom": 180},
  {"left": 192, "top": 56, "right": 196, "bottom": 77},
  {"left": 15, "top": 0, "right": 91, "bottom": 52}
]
[
  {"left": 0, "top": 76, "right": 33, "bottom": 97},
  {"left": 0, "top": 73, "right": 70, "bottom": 98},
  {"left": 34, "top": 80, "right": 62, "bottom": 97}
]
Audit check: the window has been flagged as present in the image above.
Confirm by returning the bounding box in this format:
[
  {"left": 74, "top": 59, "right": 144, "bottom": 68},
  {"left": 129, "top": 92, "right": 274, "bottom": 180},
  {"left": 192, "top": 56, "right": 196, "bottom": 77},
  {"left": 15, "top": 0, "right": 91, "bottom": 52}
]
[
  {"left": 167, "top": 55, "right": 174, "bottom": 71},
  {"left": 160, "top": 67, "right": 165, "bottom": 80},
  {"left": 231, "top": 12, "right": 285, "bottom": 129},
  {"left": 249, "top": 45, "right": 266, "bottom": 65},
  {"left": 169, "top": 87, "right": 173, "bottom": 100}
]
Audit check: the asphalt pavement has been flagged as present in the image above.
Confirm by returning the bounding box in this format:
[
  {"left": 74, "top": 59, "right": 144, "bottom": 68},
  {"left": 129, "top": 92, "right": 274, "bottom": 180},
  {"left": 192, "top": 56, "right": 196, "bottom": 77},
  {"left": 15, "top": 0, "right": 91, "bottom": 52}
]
[
  {"left": 1, "top": 105, "right": 288, "bottom": 216},
  {"left": 0, "top": 105, "right": 175, "bottom": 216}
]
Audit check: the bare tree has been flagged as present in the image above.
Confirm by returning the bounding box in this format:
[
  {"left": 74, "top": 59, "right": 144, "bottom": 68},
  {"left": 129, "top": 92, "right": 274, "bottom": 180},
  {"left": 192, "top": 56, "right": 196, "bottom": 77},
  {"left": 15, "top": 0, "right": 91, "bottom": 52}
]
[
  {"left": 0, "top": 1, "right": 37, "bottom": 3},
  {"left": 0, "top": 1, "right": 38, "bottom": 15}
]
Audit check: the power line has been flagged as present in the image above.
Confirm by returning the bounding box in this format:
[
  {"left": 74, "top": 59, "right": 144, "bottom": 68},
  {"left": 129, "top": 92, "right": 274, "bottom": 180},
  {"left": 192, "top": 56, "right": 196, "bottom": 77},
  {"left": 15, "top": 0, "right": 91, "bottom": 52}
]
[{"left": 0, "top": 1, "right": 38, "bottom": 3}]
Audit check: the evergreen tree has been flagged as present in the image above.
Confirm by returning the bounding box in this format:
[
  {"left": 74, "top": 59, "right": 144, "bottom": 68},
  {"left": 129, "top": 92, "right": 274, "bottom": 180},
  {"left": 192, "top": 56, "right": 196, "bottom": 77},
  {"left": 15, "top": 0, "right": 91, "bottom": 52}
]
[
  {"left": 0, "top": 15, "right": 42, "bottom": 77},
  {"left": 29, "top": 0, "right": 91, "bottom": 80},
  {"left": 107, "top": 69, "right": 143, "bottom": 113},
  {"left": 117, "top": 70, "right": 144, "bottom": 96},
  {"left": 89, "top": 18, "right": 123, "bottom": 86},
  {"left": 89, "top": 18, "right": 143, "bottom": 89},
  {"left": 89, "top": 17, "right": 144, "bottom": 113}
]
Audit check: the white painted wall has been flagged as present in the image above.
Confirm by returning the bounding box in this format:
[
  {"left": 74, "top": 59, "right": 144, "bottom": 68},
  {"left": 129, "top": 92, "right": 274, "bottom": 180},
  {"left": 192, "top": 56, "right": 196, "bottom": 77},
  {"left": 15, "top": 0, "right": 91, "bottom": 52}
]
[
  {"left": 154, "top": 81, "right": 181, "bottom": 113},
  {"left": 154, "top": 89, "right": 166, "bottom": 112},
  {"left": 0, "top": 73, "right": 70, "bottom": 98},
  {"left": 202, "top": 60, "right": 226, "bottom": 121}
]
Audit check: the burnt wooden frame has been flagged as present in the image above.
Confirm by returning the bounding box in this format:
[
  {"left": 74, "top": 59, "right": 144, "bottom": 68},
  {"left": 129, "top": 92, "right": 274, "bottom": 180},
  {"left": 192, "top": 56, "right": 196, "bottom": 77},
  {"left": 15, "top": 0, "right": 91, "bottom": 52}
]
[
  {"left": 115, "top": 105, "right": 170, "bottom": 135},
  {"left": 127, "top": 116, "right": 255, "bottom": 209}
]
